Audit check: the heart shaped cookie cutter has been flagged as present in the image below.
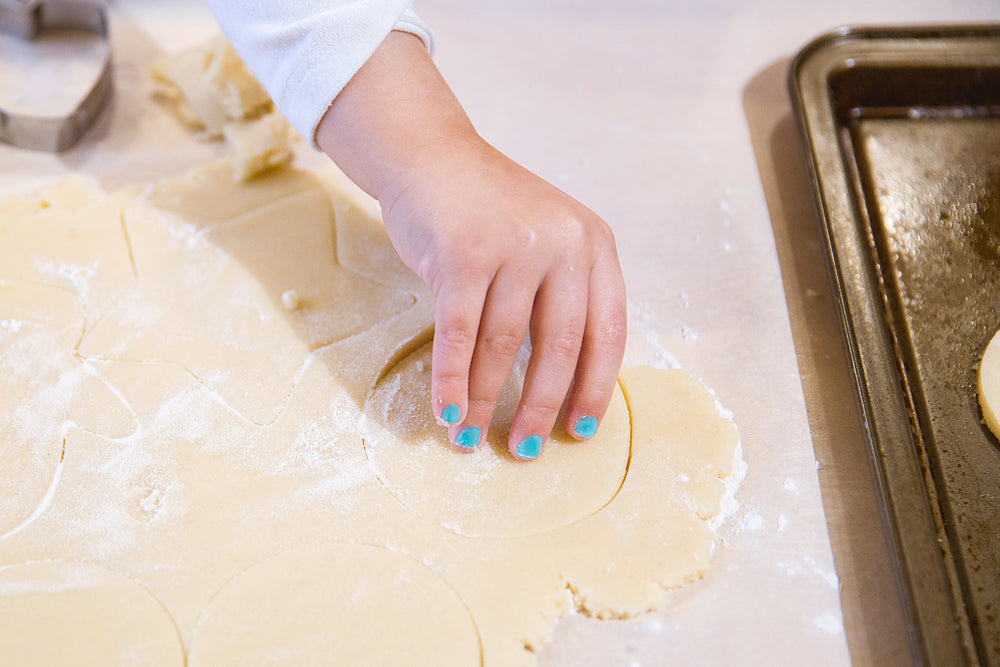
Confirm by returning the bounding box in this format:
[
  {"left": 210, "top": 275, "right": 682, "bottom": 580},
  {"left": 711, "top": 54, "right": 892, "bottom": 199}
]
[{"left": 0, "top": 0, "right": 112, "bottom": 152}]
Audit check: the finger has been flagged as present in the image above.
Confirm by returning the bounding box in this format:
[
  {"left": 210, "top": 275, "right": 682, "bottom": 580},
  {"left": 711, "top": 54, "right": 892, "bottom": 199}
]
[
  {"left": 449, "top": 269, "right": 536, "bottom": 450},
  {"left": 431, "top": 277, "right": 490, "bottom": 427},
  {"left": 563, "top": 253, "right": 627, "bottom": 440},
  {"left": 508, "top": 269, "right": 587, "bottom": 460}
]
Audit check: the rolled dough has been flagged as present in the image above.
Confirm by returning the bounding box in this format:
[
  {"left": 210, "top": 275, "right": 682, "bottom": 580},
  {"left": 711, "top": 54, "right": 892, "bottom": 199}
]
[{"left": 0, "top": 163, "right": 742, "bottom": 666}]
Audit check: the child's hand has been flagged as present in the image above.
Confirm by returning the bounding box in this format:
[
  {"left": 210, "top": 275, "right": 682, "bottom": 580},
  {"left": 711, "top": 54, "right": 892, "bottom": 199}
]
[
  {"left": 379, "top": 136, "right": 626, "bottom": 459},
  {"left": 316, "top": 31, "right": 625, "bottom": 458}
]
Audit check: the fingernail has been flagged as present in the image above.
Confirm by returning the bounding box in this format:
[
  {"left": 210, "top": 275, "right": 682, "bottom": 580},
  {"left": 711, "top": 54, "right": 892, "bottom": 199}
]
[
  {"left": 441, "top": 404, "right": 461, "bottom": 425},
  {"left": 456, "top": 426, "right": 481, "bottom": 450},
  {"left": 573, "top": 416, "right": 598, "bottom": 439},
  {"left": 515, "top": 435, "right": 543, "bottom": 460}
]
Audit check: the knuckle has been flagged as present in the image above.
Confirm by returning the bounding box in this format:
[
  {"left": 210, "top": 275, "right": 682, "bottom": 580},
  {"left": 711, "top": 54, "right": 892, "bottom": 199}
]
[
  {"left": 428, "top": 255, "right": 494, "bottom": 297},
  {"left": 553, "top": 214, "right": 588, "bottom": 248},
  {"left": 467, "top": 395, "right": 494, "bottom": 412},
  {"left": 434, "top": 366, "right": 468, "bottom": 391},
  {"left": 584, "top": 380, "right": 617, "bottom": 408},
  {"left": 482, "top": 329, "right": 524, "bottom": 359},
  {"left": 599, "top": 319, "right": 627, "bottom": 350},
  {"left": 593, "top": 218, "right": 617, "bottom": 245},
  {"left": 465, "top": 396, "right": 497, "bottom": 422},
  {"left": 436, "top": 322, "right": 477, "bottom": 353},
  {"left": 545, "top": 326, "right": 584, "bottom": 360},
  {"left": 527, "top": 395, "right": 564, "bottom": 423}
]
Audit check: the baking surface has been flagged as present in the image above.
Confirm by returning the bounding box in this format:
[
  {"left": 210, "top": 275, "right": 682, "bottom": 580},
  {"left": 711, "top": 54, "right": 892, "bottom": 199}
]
[{"left": 2, "top": 1, "right": 999, "bottom": 665}]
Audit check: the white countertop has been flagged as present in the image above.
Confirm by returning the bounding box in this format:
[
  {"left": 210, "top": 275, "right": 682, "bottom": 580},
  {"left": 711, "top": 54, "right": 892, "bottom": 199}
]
[{"left": 3, "top": 1, "right": 999, "bottom": 664}]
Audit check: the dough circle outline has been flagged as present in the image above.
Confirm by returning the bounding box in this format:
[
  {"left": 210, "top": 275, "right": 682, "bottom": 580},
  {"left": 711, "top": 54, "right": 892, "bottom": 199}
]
[
  {"left": 189, "top": 542, "right": 482, "bottom": 666},
  {"left": 361, "top": 343, "right": 632, "bottom": 539}
]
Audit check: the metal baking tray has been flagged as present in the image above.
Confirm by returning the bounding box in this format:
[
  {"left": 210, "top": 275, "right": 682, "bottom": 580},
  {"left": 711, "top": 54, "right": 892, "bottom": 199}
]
[{"left": 790, "top": 25, "right": 1000, "bottom": 667}]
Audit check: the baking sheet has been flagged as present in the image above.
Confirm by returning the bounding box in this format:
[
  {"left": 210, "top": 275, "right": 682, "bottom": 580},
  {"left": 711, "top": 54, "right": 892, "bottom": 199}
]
[{"left": 791, "top": 24, "right": 1000, "bottom": 667}]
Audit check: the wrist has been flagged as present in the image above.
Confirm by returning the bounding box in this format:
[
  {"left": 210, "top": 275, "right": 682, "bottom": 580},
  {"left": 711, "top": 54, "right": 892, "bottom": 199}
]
[
  {"left": 375, "top": 129, "right": 489, "bottom": 211},
  {"left": 315, "top": 30, "right": 478, "bottom": 201}
]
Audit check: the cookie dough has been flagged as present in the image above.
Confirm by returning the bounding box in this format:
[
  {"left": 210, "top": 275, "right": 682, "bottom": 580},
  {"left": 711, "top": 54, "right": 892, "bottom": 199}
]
[{"left": 0, "top": 163, "right": 742, "bottom": 666}]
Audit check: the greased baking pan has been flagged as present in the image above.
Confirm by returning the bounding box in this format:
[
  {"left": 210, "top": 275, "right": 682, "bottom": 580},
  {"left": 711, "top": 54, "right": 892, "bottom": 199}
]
[{"left": 790, "top": 25, "right": 1000, "bottom": 667}]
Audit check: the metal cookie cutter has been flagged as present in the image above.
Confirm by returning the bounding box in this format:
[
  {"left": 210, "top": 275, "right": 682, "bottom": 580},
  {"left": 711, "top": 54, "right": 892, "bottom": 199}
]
[{"left": 0, "top": 0, "right": 112, "bottom": 152}]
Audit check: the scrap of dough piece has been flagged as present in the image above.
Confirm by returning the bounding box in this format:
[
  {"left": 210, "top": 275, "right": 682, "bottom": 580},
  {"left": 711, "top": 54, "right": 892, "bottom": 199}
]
[
  {"left": 0, "top": 561, "right": 184, "bottom": 665},
  {"left": 188, "top": 543, "right": 481, "bottom": 666},
  {"left": 979, "top": 327, "right": 1000, "bottom": 437},
  {"left": 280, "top": 288, "right": 300, "bottom": 311},
  {"left": 364, "top": 342, "right": 631, "bottom": 538},
  {"left": 152, "top": 38, "right": 296, "bottom": 184},
  {"left": 222, "top": 111, "right": 293, "bottom": 182},
  {"left": 152, "top": 35, "right": 271, "bottom": 136}
]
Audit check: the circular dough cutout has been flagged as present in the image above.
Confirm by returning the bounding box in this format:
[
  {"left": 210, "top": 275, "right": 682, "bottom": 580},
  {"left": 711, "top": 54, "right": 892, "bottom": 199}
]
[
  {"left": 363, "top": 343, "right": 631, "bottom": 539},
  {"left": 979, "top": 327, "right": 1000, "bottom": 438},
  {"left": 0, "top": 561, "right": 184, "bottom": 665},
  {"left": 189, "top": 543, "right": 481, "bottom": 666}
]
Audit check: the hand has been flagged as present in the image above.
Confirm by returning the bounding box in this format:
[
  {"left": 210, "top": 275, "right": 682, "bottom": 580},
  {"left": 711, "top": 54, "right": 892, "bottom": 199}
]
[
  {"left": 379, "top": 134, "right": 626, "bottom": 458},
  {"left": 316, "top": 31, "right": 625, "bottom": 458}
]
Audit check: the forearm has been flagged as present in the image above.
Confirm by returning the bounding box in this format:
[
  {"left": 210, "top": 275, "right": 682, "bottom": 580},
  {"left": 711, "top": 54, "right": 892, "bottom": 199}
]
[
  {"left": 204, "top": 1, "right": 433, "bottom": 147},
  {"left": 315, "top": 31, "right": 480, "bottom": 203}
]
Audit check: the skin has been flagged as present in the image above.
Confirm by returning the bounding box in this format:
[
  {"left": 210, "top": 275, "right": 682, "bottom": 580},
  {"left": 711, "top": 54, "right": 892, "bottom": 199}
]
[{"left": 315, "top": 31, "right": 626, "bottom": 459}]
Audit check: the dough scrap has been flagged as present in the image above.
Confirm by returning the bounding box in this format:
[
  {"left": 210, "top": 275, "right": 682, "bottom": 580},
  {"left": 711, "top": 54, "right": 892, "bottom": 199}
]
[
  {"left": 0, "top": 163, "right": 742, "bottom": 667},
  {"left": 222, "top": 111, "right": 293, "bottom": 181},
  {"left": 151, "top": 35, "right": 271, "bottom": 137},
  {"left": 152, "top": 36, "right": 294, "bottom": 182},
  {"left": 188, "top": 543, "right": 481, "bottom": 666},
  {"left": 0, "top": 561, "right": 184, "bottom": 665},
  {"left": 979, "top": 327, "right": 1000, "bottom": 438}
]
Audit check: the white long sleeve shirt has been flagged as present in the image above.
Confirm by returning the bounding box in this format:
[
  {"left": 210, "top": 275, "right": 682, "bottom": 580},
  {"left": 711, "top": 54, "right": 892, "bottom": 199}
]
[{"left": 203, "top": 1, "right": 434, "bottom": 146}]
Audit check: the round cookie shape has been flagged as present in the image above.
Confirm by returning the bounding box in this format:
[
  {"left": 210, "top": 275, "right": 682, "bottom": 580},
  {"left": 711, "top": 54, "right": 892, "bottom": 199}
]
[
  {"left": 362, "top": 343, "right": 631, "bottom": 539},
  {"left": 189, "top": 543, "right": 481, "bottom": 666},
  {"left": 979, "top": 327, "right": 1000, "bottom": 438},
  {"left": 0, "top": 561, "right": 184, "bottom": 665}
]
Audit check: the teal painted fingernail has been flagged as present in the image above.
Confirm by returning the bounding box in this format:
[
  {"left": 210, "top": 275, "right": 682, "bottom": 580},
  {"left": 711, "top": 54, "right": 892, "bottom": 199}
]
[
  {"left": 574, "top": 416, "right": 598, "bottom": 439},
  {"left": 456, "top": 426, "right": 481, "bottom": 449},
  {"left": 516, "top": 435, "right": 543, "bottom": 460},
  {"left": 441, "top": 404, "right": 461, "bottom": 425}
]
